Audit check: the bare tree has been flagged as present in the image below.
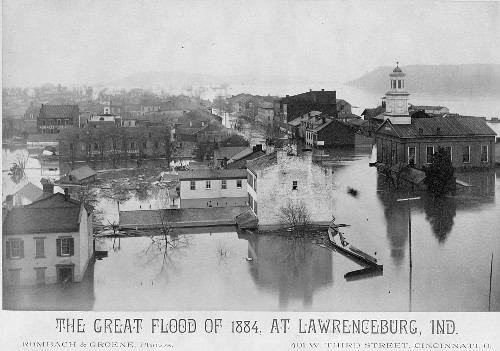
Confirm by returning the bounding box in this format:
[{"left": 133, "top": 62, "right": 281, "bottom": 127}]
[{"left": 278, "top": 200, "right": 311, "bottom": 234}]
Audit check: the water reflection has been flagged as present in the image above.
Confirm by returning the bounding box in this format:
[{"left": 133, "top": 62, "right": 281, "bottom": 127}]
[
  {"left": 135, "top": 233, "right": 193, "bottom": 280},
  {"left": 242, "top": 233, "right": 332, "bottom": 309},
  {"left": 377, "top": 175, "right": 409, "bottom": 267},
  {"left": 422, "top": 196, "right": 457, "bottom": 244}
]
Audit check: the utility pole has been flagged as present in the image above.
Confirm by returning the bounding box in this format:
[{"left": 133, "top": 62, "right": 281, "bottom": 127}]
[
  {"left": 397, "top": 195, "right": 421, "bottom": 312},
  {"left": 489, "top": 253, "right": 493, "bottom": 311}
]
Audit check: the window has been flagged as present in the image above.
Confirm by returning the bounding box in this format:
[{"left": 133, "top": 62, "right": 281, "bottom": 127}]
[
  {"left": 34, "top": 238, "right": 45, "bottom": 258},
  {"left": 254, "top": 200, "right": 258, "bottom": 215},
  {"left": 154, "top": 141, "right": 159, "bottom": 148},
  {"left": 69, "top": 143, "right": 73, "bottom": 151},
  {"left": 112, "top": 140, "right": 117, "bottom": 149},
  {"left": 426, "top": 146, "right": 434, "bottom": 164},
  {"left": 35, "top": 267, "right": 46, "bottom": 285},
  {"left": 190, "top": 181, "right": 196, "bottom": 190},
  {"left": 57, "top": 237, "right": 74, "bottom": 257},
  {"left": 408, "top": 147, "right": 416, "bottom": 165},
  {"left": 6, "top": 239, "right": 24, "bottom": 259},
  {"left": 93, "top": 143, "right": 99, "bottom": 151},
  {"left": 481, "top": 145, "right": 488, "bottom": 163},
  {"left": 236, "top": 180, "right": 242, "bottom": 189},
  {"left": 292, "top": 181, "right": 298, "bottom": 190},
  {"left": 248, "top": 193, "right": 253, "bottom": 209},
  {"left": 206, "top": 181, "right": 211, "bottom": 190},
  {"left": 444, "top": 146, "right": 452, "bottom": 162},
  {"left": 462, "top": 145, "right": 470, "bottom": 163},
  {"left": 130, "top": 141, "right": 135, "bottom": 149},
  {"left": 149, "top": 132, "right": 152, "bottom": 138},
  {"left": 222, "top": 180, "right": 227, "bottom": 189},
  {"left": 398, "top": 80, "right": 401, "bottom": 89}
]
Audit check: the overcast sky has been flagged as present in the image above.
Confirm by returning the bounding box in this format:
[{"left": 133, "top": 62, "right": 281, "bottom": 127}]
[{"left": 2, "top": 0, "right": 500, "bottom": 87}]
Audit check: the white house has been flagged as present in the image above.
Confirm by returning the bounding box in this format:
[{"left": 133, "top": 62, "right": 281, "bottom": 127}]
[
  {"left": 246, "top": 147, "right": 335, "bottom": 229},
  {"left": 2, "top": 182, "right": 94, "bottom": 286},
  {"left": 178, "top": 169, "right": 248, "bottom": 208}
]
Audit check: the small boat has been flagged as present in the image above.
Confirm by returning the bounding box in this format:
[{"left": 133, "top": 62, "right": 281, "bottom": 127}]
[{"left": 328, "top": 226, "right": 379, "bottom": 267}]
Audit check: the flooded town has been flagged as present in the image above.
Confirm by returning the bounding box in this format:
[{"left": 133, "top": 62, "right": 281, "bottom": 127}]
[{"left": 2, "top": 1, "right": 500, "bottom": 318}]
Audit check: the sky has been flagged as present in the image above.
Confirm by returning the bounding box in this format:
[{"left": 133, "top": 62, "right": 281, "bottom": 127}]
[{"left": 2, "top": 0, "right": 500, "bottom": 87}]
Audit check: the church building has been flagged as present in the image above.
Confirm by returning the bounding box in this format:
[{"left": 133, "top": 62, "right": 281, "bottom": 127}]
[{"left": 375, "top": 64, "right": 496, "bottom": 169}]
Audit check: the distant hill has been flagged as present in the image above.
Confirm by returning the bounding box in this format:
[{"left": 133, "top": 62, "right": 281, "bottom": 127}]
[
  {"left": 108, "top": 71, "right": 313, "bottom": 88},
  {"left": 347, "top": 64, "right": 500, "bottom": 96}
]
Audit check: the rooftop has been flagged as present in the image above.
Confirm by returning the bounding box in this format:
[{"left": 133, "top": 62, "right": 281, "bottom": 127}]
[
  {"left": 377, "top": 116, "right": 497, "bottom": 138},
  {"left": 3, "top": 207, "right": 81, "bottom": 235},
  {"left": 214, "top": 146, "right": 249, "bottom": 161},
  {"left": 14, "top": 183, "right": 43, "bottom": 202},
  {"left": 39, "top": 104, "right": 79, "bottom": 119},
  {"left": 178, "top": 169, "right": 248, "bottom": 181},
  {"left": 68, "top": 165, "right": 97, "bottom": 181},
  {"left": 247, "top": 152, "right": 278, "bottom": 172}
]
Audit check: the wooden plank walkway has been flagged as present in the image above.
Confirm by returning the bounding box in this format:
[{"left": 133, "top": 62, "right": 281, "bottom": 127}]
[{"left": 119, "top": 206, "right": 251, "bottom": 229}]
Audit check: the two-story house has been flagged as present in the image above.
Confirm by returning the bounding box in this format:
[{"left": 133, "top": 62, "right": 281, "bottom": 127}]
[
  {"left": 178, "top": 169, "right": 248, "bottom": 208},
  {"left": 3, "top": 181, "right": 94, "bottom": 286}
]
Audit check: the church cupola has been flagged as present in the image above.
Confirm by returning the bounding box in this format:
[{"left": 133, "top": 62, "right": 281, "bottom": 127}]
[{"left": 384, "top": 62, "right": 411, "bottom": 124}]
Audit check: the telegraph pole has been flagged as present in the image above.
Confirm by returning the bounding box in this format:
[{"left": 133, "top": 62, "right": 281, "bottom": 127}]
[{"left": 397, "top": 195, "right": 421, "bottom": 312}]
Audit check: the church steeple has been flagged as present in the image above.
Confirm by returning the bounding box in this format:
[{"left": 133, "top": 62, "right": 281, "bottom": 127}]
[{"left": 384, "top": 63, "right": 411, "bottom": 124}]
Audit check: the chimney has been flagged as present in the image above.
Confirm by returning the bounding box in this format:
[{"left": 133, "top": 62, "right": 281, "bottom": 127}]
[
  {"left": 253, "top": 144, "right": 263, "bottom": 152},
  {"left": 64, "top": 188, "right": 70, "bottom": 199},
  {"left": 322, "top": 89, "right": 324, "bottom": 91},
  {"left": 41, "top": 178, "right": 54, "bottom": 199},
  {"left": 309, "top": 89, "right": 312, "bottom": 92},
  {"left": 418, "top": 128, "right": 423, "bottom": 136},
  {"left": 286, "top": 95, "right": 289, "bottom": 98},
  {"left": 5, "top": 195, "right": 14, "bottom": 211}
]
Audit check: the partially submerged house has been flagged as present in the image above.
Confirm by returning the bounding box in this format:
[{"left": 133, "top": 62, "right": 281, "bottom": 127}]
[
  {"left": 60, "top": 165, "right": 97, "bottom": 185},
  {"left": 3, "top": 180, "right": 94, "bottom": 285}
]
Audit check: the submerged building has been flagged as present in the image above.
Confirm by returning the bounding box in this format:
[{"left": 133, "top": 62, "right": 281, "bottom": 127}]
[{"left": 375, "top": 64, "right": 496, "bottom": 169}]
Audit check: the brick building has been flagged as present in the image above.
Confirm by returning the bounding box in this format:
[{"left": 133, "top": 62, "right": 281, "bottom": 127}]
[
  {"left": 375, "top": 65, "right": 496, "bottom": 169},
  {"left": 57, "top": 125, "right": 172, "bottom": 162},
  {"left": 279, "top": 89, "right": 337, "bottom": 123},
  {"left": 246, "top": 148, "right": 335, "bottom": 229},
  {"left": 38, "top": 104, "right": 79, "bottom": 134}
]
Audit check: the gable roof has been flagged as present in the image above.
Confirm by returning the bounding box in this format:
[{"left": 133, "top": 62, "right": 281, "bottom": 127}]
[
  {"left": 3, "top": 207, "right": 81, "bottom": 235},
  {"left": 227, "top": 150, "right": 266, "bottom": 169},
  {"left": 14, "top": 183, "right": 43, "bottom": 202},
  {"left": 26, "top": 192, "right": 93, "bottom": 213},
  {"left": 68, "top": 165, "right": 97, "bottom": 181},
  {"left": 410, "top": 105, "right": 447, "bottom": 111},
  {"left": 376, "top": 116, "right": 497, "bottom": 138},
  {"left": 39, "top": 104, "right": 79, "bottom": 119},
  {"left": 214, "top": 146, "right": 249, "bottom": 161},
  {"left": 247, "top": 152, "right": 278, "bottom": 173},
  {"left": 178, "top": 169, "right": 247, "bottom": 181}
]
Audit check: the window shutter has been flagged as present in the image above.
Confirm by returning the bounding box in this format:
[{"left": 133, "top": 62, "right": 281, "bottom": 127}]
[
  {"left": 69, "top": 238, "right": 74, "bottom": 256},
  {"left": 6, "top": 241, "right": 11, "bottom": 260},
  {"left": 56, "top": 238, "right": 61, "bottom": 257},
  {"left": 20, "top": 240, "right": 24, "bottom": 259}
]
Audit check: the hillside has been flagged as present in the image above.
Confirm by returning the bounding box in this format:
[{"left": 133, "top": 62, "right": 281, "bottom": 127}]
[
  {"left": 347, "top": 64, "right": 500, "bottom": 96},
  {"left": 108, "top": 71, "right": 313, "bottom": 88}
]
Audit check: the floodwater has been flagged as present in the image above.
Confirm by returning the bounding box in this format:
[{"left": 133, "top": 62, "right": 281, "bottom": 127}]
[{"left": 3, "top": 144, "right": 499, "bottom": 311}]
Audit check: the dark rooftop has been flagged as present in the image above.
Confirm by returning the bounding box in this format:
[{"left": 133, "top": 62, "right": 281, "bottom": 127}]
[
  {"left": 3, "top": 207, "right": 80, "bottom": 235},
  {"left": 378, "top": 116, "right": 497, "bottom": 138},
  {"left": 39, "top": 104, "right": 79, "bottom": 119}
]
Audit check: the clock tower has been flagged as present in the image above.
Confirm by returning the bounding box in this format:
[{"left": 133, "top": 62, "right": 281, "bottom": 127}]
[{"left": 384, "top": 63, "right": 411, "bottom": 124}]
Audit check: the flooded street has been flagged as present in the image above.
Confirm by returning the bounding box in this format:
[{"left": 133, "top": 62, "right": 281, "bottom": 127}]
[{"left": 3, "top": 145, "right": 499, "bottom": 311}]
